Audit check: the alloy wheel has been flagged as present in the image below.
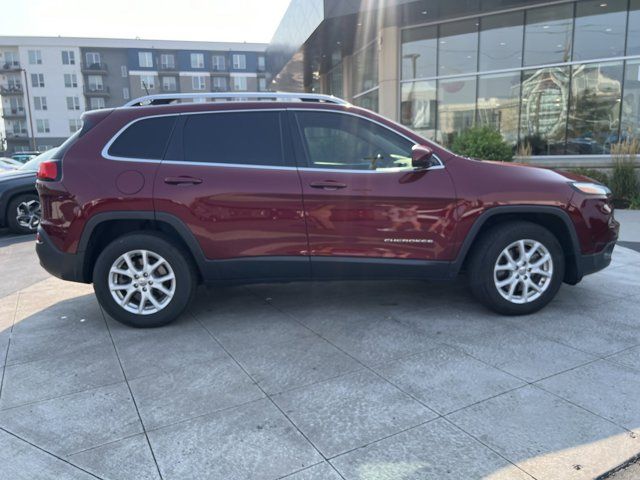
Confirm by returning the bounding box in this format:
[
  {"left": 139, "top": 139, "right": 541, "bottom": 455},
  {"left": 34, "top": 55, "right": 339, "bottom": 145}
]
[{"left": 16, "top": 199, "right": 41, "bottom": 231}]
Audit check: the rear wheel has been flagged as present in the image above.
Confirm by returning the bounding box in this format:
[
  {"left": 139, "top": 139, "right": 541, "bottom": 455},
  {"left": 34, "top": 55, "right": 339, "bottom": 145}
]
[
  {"left": 468, "top": 221, "right": 564, "bottom": 315},
  {"left": 7, "top": 193, "right": 41, "bottom": 234},
  {"left": 93, "top": 233, "right": 196, "bottom": 327}
]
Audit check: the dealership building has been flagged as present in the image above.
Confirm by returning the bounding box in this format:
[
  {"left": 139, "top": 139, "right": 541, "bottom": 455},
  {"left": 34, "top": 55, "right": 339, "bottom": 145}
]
[{"left": 268, "top": 0, "right": 640, "bottom": 166}]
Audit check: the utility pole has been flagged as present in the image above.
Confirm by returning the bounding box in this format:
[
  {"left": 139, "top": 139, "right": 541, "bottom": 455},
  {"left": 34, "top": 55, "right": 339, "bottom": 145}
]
[{"left": 21, "top": 68, "right": 36, "bottom": 151}]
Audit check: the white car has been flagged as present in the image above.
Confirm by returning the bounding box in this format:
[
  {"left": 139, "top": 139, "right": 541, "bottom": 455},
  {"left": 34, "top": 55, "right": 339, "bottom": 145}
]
[{"left": 0, "top": 157, "right": 22, "bottom": 171}]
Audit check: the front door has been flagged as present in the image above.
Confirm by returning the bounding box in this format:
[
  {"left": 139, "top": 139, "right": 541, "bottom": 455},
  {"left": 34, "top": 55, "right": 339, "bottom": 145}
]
[
  {"left": 154, "top": 109, "right": 309, "bottom": 281},
  {"left": 290, "top": 109, "right": 457, "bottom": 277}
]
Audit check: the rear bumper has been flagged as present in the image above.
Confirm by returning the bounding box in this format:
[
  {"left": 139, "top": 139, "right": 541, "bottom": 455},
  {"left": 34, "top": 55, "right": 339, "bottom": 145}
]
[
  {"left": 35, "top": 227, "right": 87, "bottom": 283},
  {"left": 579, "top": 240, "right": 616, "bottom": 277}
]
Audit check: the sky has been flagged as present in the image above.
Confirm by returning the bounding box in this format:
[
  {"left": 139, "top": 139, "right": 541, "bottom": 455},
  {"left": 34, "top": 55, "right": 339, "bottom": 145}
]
[{"left": 0, "top": 0, "right": 292, "bottom": 43}]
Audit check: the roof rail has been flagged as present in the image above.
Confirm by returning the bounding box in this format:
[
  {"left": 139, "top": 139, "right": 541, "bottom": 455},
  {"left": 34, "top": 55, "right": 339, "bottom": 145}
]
[{"left": 123, "top": 92, "right": 349, "bottom": 107}]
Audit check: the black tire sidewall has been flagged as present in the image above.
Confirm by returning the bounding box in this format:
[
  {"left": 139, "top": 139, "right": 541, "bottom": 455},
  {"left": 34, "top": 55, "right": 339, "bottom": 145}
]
[
  {"left": 470, "top": 223, "right": 565, "bottom": 315},
  {"left": 93, "top": 233, "right": 195, "bottom": 328},
  {"left": 7, "top": 193, "right": 40, "bottom": 235}
]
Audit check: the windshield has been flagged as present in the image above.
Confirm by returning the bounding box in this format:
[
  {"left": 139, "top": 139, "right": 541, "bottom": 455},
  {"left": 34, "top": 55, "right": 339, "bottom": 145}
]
[{"left": 19, "top": 148, "right": 58, "bottom": 172}]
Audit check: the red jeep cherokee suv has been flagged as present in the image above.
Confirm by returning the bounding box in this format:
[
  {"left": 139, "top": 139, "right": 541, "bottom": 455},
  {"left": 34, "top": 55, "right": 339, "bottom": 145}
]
[{"left": 35, "top": 93, "right": 618, "bottom": 328}]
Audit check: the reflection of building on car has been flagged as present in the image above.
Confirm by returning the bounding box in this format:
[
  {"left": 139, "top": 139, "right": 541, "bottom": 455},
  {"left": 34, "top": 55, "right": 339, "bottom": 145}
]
[{"left": 34, "top": 92, "right": 618, "bottom": 329}]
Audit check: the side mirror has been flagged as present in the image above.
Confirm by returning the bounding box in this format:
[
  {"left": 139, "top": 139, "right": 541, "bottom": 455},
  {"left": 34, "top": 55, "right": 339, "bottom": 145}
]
[{"left": 411, "top": 144, "right": 434, "bottom": 170}]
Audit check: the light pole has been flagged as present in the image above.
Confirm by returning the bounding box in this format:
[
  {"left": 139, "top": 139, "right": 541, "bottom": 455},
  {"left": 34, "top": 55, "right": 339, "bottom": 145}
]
[{"left": 20, "top": 68, "right": 36, "bottom": 151}]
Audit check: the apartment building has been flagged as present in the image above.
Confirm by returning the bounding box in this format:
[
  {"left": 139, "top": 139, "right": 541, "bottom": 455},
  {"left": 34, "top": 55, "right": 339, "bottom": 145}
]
[{"left": 0, "top": 37, "right": 267, "bottom": 154}]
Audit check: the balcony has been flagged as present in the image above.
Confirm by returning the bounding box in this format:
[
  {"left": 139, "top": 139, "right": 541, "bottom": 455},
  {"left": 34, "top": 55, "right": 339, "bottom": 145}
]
[
  {"left": 159, "top": 64, "right": 177, "bottom": 73},
  {"left": 2, "top": 108, "right": 26, "bottom": 119},
  {"left": 0, "top": 62, "right": 21, "bottom": 73},
  {"left": 0, "top": 85, "right": 23, "bottom": 95},
  {"left": 81, "top": 62, "right": 108, "bottom": 74},
  {"left": 7, "top": 131, "right": 29, "bottom": 139},
  {"left": 84, "top": 85, "right": 110, "bottom": 97}
]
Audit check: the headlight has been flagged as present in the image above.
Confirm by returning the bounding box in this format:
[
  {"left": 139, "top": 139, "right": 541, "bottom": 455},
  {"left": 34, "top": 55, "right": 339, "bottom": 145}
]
[{"left": 570, "top": 182, "right": 611, "bottom": 196}]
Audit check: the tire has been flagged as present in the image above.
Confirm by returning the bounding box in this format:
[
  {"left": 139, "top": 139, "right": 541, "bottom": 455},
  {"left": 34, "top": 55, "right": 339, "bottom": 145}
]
[
  {"left": 7, "top": 193, "right": 41, "bottom": 235},
  {"left": 467, "top": 221, "right": 564, "bottom": 315},
  {"left": 93, "top": 232, "right": 197, "bottom": 328}
]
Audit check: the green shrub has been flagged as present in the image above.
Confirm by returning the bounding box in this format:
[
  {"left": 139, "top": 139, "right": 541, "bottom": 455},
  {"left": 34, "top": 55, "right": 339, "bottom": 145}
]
[
  {"left": 611, "top": 139, "right": 640, "bottom": 204},
  {"left": 451, "top": 127, "right": 513, "bottom": 162},
  {"left": 570, "top": 168, "right": 610, "bottom": 186}
]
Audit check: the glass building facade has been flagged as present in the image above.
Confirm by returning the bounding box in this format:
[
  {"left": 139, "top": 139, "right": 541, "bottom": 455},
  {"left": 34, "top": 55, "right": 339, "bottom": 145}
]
[{"left": 399, "top": 0, "right": 640, "bottom": 155}]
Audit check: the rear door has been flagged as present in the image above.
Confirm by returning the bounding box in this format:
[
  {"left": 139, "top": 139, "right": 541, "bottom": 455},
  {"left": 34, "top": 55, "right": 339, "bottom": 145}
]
[
  {"left": 154, "top": 109, "right": 310, "bottom": 281},
  {"left": 290, "top": 109, "right": 457, "bottom": 277}
]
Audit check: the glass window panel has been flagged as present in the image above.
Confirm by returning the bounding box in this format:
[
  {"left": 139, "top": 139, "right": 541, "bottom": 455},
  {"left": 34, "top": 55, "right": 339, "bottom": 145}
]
[
  {"left": 479, "top": 12, "right": 523, "bottom": 71},
  {"left": 574, "top": 0, "right": 627, "bottom": 61},
  {"left": 353, "top": 89, "right": 379, "bottom": 112},
  {"left": 437, "top": 76, "right": 477, "bottom": 146},
  {"left": 524, "top": 4, "right": 573, "bottom": 67},
  {"left": 438, "top": 19, "right": 479, "bottom": 76},
  {"left": 401, "top": 80, "right": 437, "bottom": 140},
  {"left": 401, "top": 26, "right": 437, "bottom": 80},
  {"left": 477, "top": 72, "right": 521, "bottom": 146},
  {"left": 352, "top": 43, "right": 378, "bottom": 95},
  {"left": 567, "top": 62, "right": 623, "bottom": 154},
  {"left": 627, "top": 0, "right": 640, "bottom": 56},
  {"left": 621, "top": 60, "right": 640, "bottom": 142},
  {"left": 109, "top": 117, "right": 177, "bottom": 159},
  {"left": 520, "top": 66, "right": 570, "bottom": 155}
]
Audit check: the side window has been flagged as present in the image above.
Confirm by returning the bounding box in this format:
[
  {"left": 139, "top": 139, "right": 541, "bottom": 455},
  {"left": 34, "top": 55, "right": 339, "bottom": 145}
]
[
  {"left": 183, "top": 111, "right": 284, "bottom": 166},
  {"left": 294, "top": 111, "right": 414, "bottom": 171},
  {"left": 108, "top": 116, "right": 177, "bottom": 159}
]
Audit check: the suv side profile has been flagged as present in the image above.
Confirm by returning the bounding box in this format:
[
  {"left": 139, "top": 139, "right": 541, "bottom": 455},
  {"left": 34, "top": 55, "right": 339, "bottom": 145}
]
[{"left": 35, "top": 93, "right": 618, "bottom": 328}]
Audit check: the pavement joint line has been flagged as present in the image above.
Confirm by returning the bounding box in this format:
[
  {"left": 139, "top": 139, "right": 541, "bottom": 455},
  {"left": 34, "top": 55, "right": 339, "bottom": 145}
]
[
  {"left": 243, "top": 286, "right": 534, "bottom": 477},
  {"left": 190, "top": 307, "right": 338, "bottom": 474},
  {"left": 98, "top": 305, "right": 165, "bottom": 480},
  {"left": 0, "top": 426, "right": 105, "bottom": 480},
  {"left": 274, "top": 461, "right": 330, "bottom": 480},
  {"left": 0, "top": 291, "right": 20, "bottom": 403}
]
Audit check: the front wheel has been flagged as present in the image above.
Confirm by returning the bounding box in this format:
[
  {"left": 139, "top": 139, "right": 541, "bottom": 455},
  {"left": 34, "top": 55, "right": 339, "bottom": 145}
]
[
  {"left": 93, "top": 233, "right": 196, "bottom": 328},
  {"left": 468, "top": 221, "right": 565, "bottom": 315}
]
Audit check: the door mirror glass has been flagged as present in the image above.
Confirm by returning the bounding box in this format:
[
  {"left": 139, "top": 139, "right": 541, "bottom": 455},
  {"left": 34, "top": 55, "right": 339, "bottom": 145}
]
[{"left": 412, "top": 144, "right": 434, "bottom": 169}]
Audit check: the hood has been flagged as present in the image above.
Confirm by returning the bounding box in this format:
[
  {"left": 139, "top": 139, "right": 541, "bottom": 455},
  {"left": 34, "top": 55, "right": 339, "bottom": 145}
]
[
  {"left": 466, "top": 158, "right": 588, "bottom": 184},
  {"left": 0, "top": 169, "right": 36, "bottom": 182}
]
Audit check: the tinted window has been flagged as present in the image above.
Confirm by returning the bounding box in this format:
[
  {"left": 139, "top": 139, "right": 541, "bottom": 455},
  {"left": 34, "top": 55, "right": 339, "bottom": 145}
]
[
  {"left": 479, "top": 11, "right": 524, "bottom": 71},
  {"left": 524, "top": 4, "right": 573, "bottom": 67},
  {"left": 109, "top": 116, "right": 177, "bottom": 159},
  {"left": 401, "top": 26, "right": 437, "bottom": 80},
  {"left": 574, "top": 0, "right": 627, "bottom": 61},
  {"left": 183, "top": 111, "right": 284, "bottom": 166},
  {"left": 295, "top": 111, "right": 414, "bottom": 171},
  {"left": 438, "top": 19, "right": 479, "bottom": 76},
  {"left": 628, "top": 0, "right": 640, "bottom": 56}
]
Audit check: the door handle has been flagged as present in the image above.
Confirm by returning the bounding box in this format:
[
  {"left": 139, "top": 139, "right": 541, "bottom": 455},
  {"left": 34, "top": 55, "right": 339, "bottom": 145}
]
[
  {"left": 164, "top": 176, "right": 203, "bottom": 185},
  {"left": 309, "top": 181, "right": 347, "bottom": 190}
]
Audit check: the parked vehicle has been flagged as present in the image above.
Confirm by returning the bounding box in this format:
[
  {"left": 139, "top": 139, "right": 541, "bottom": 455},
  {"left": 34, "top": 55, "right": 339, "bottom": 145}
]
[
  {"left": 1, "top": 148, "right": 57, "bottom": 234},
  {"left": 35, "top": 93, "right": 618, "bottom": 327},
  {"left": 11, "top": 152, "right": 40, "bottom": 164},
  {"left": 0, "top": 157, "right": 22, "bottom": 170}
]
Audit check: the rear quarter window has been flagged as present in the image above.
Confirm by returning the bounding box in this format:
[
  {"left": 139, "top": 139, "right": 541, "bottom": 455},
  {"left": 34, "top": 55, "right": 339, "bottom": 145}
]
[{"left": 108, "top": 116, "right": 177, "bottom": 159}]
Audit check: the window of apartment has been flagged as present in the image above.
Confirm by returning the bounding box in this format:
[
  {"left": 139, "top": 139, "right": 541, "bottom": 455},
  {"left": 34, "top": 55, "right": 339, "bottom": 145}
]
[
  {"left": 69, "top": 119, "right": 83, "bottom": 133},
  {"left": 33, "top": 96, "right": 47, "bottom": 111},
  {"left": 85, "top": 52, "right": 101, "bottom": 67},
  {"left": 160, "top": 54, "right": 175, "bottom": 69},
  {"left": 89, "top": 97, "right": 106, "bottom": 110},
  {"left": 523, "top": 4, "right": 574, "bottom": 67},
  {"left": 401, "top": 26, "right": 437, "bottom": 80},
  {"left": 61, "top": 50, "right": 75, "bottom": 65},
  {"left": 88, "top": 75, "right": 103, "bottom": 91},
  {"left": 121, "top": 65, "right": 128, "bottom": 77},
  {"left": 479, "top": 11, "right": 524, "bottom": 71},
  {"left": 66, "top": 96, "right": 81, "bottom": 110},
  {"left": 11, "top": 120, "right": 27, "bottom": 135},
  {"left": 138, "top": 51, "right": 153, "bottom": 68},
  {"left": 7, "top": 75, "right": 21, "bottom": 89},
  {"left": 123, "top": 87, "right": 130, "bottom": 100},
  {"left": 183, "top": 112, "right": 284, "bottom": 165},
  {"left": 162, "top": 76, "right": 177, "bottom": 91},
  {"left": 192, "top": 75, "right": 207, "bottom": 90},
  {"left": 140, "top": 75, "right": 155, "bottom": 90},
  {"left": 294, "top": 111, "right": 413, "bottom": 171},
  {"left": 212, "top": 76, "right": 227, "bottom": 91},
  {"left": 212, "top": 55, "right": 226, "bottom": 71},
  {"left": 3, "top": 51, "right": 19, "bottom": 67},
  {"left": 31, "top": 73, "right": 45, "bottom": 88},
  {"left": 36, "top": 119, "right": 50, "bottom": 133},
  {"left": 108, "top": 116, "right": 178, "bottom": 159},
  {"left": 28, "top": 50, "right": 42, "bottom": 65},
  {"left": 258, "top": 55, "right": 265, "bottom": 71},
  {"left": 232, "top": 54, "right": 246, "bottom": 69},
  {"left": 190, "top": 53, "right": 205, "bottom": 69},
  {"left": 258, "top": 77, "right": 267, "bottom": 92},
  {"left": 8, "top": 97, "right": 24, "bottom": 113},
  {"left": 573, "top": 0, "right": 628, "bottom": 61},
  {"left": 232, "top": 76, "right": 247, "bottom": 91},
  {"left": 64, "top": 73, "right": 78, "bottom": 88}
]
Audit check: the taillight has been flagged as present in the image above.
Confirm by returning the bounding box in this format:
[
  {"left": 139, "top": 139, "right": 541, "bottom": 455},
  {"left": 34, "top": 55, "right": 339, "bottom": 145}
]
[{"left": 37, "top": 161, "right": 59, "bottom": 181}]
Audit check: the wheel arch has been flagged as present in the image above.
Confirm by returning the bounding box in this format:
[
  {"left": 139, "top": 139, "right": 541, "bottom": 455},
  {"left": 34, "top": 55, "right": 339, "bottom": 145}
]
[{"left": 453, "top": 206, "right": 583, "bottom": 284}]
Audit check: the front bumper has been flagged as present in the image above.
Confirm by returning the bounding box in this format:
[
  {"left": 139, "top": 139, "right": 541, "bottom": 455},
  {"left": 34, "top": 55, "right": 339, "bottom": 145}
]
[
  {"left": 578, "top": 240, "right": 616, "bottom": 277},
  {"left": 35, "top": 226, "right": 87, "bottom": 283}
]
